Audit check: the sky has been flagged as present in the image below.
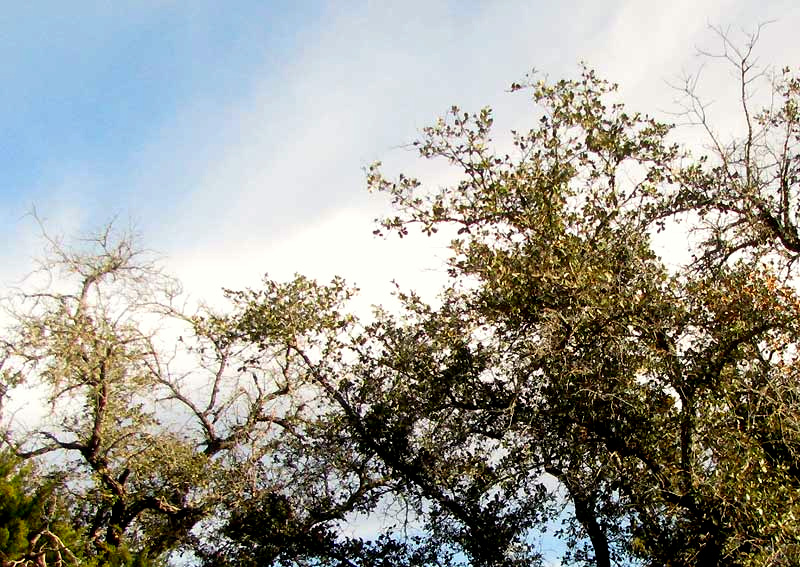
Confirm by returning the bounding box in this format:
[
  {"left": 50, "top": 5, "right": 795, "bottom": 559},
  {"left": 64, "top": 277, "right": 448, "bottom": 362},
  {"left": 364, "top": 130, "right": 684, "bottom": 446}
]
[
  {"left": 3, "top": 0, "right": 799, "bottom": 308},
  {"left": 1, "top": 2, "right": 799, "bottom": 564}
]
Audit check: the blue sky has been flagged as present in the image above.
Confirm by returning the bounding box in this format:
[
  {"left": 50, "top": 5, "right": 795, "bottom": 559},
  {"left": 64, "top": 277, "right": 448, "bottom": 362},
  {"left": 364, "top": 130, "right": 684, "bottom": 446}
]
[
  {"left": 2, "top": 0, "right": 799, "bottom": 305},
  {"left": 1, "top": 3, "right": 313, "bottom": 216}
]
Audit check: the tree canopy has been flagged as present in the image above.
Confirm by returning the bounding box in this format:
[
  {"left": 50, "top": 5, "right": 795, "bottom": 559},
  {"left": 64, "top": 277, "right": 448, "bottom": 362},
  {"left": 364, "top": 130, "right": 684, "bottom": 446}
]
[{"left": 2, "top": 29, "right": 800, "bottom": 567}]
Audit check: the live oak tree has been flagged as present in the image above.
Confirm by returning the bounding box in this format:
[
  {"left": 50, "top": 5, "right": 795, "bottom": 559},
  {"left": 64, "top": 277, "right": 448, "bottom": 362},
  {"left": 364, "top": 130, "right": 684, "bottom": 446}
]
[
  {"left": 0, "top": 225, "right": 218, "bottom": 565},
  {"left": 360, "top": 30, "right": 800, "bottom": 567},
  {"left": 0, "top": 228, "right": 387, "bottom": 566}
]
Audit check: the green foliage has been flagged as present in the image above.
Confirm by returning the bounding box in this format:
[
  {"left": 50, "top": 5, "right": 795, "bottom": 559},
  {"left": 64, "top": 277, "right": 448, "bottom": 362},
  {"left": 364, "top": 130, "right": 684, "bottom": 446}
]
[
  {"left": 0, "top": 450, "right": 84, "bottom": 567},
  {"left": 361, "top": 42, "right": 800, "bottom": 565}
]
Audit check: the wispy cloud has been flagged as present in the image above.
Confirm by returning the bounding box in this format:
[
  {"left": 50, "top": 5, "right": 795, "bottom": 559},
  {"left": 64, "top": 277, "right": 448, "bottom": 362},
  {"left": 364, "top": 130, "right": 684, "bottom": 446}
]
[{"left": 4, "top": 0, "right": 798, "bottom": 307}]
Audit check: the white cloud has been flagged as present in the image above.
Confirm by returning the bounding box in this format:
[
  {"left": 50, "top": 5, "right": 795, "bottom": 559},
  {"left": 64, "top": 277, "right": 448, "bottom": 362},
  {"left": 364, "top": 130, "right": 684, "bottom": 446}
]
[
  {"left": 169, "top": 206, "right": 451, "bottom": 312},
  {"left": 8, "top": 1, "right": 798, "bottom": 328}
]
